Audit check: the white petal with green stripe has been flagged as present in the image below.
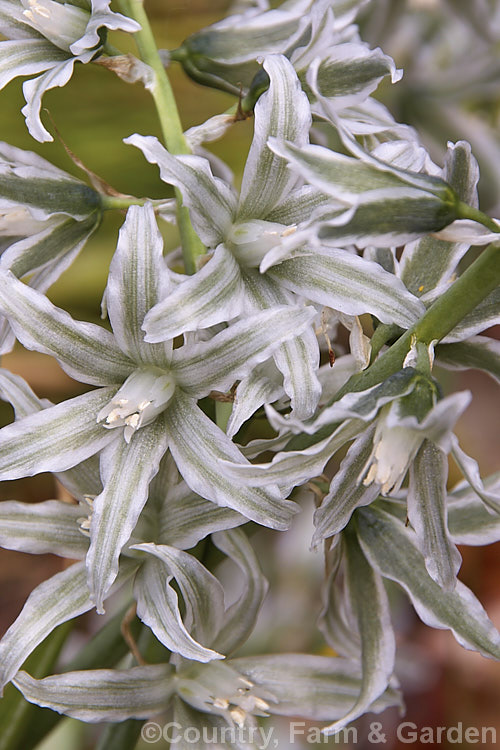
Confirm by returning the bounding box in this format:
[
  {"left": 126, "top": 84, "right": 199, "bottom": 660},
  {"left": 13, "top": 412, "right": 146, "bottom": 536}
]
[
  {"left": 86, "top": 416, "right": 169, "bottom": 612},
  {"left": 13, "top": 664, "right": 174, "bottom": 721},
  {"left": 0, "top": 500, "right": 87, "bottom": 559},
  {"left": 270, "top": 249, "right": 425, "bottom": 327},
  {"left": 0, "top": 270, "right": 134, "bottom": 385},
  {"left": 408, "top": 440, "right": 462, "bottom": 590},
  {"left": 143, "top": 244, "right": 245, "bottom": 342},
  {"left": 357, "top": 506, "right": 500, "bottom": 659},
  {"left": 212, "top": 529, "right": 269, "bottom": 656},
  {"left": 165, "top": 392, "right": 298, "bottom": 529},
  {"left": 105, "top": 203, "right": 171, "bottom": 366},
  {"left": 171, "top": 305, "right": 316, "bottom": 398},
  {"left": 22, "top": 57, "right": 78, "bottom": 142},
  {"left": 0, "top": 387, "right": 117, "bottom": 481},
  {"left": 238, "top": 55, "right": 311, "bottom": 220},
  {"left": 132, "top": 551, "right": 223, "bottom": 662},
  {"left": 125, "top": 134, "right": 236, "bottom": 247}
]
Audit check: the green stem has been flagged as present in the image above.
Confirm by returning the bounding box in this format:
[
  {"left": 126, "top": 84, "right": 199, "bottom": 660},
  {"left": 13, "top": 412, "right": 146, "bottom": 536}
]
[
  {"left": 287, "top": 241, "right": 500, "bottom": 449},
  {"left": 117, "top": 0, "right": 205, "bottom": 274},
  {"left": 456, "top": 201, "right": 500, "bottom": 233},
  {"left": 340, "top": 241, "right": 500, "bottom": 397}
]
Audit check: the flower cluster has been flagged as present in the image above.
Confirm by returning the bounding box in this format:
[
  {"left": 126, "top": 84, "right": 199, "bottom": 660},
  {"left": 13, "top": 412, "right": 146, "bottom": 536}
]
[{"left": 0, "top": 0, "right": 499, "bottom": 746}]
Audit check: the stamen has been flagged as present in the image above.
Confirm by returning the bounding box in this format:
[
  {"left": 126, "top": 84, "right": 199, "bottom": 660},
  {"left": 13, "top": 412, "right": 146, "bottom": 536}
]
[{"left": 230, "top": 707, "right": 247, "bottom": 728}]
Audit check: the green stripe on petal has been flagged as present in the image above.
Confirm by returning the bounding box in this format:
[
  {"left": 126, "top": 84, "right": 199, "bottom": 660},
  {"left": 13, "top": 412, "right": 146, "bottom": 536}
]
[
  {"left": 213, "top": 529, "right": 269, "bottom": 656},
  {"left": 86, "top": 416, "right": 169, "bottom": 612},
  {"left": 143, "top": 244, "right": 245, "bottom": 342},
  {"left": 357, "top": 506, "right": 500, "bottom": 659},
  {"left": 408, "top": 440, "right": 462, "bottom": 590},
  {"left": 133, "top": 543, "right": 225, "bottom": 654},
  {"left": 105, "top": 204, "right": 171, "bottom": 367},
  {"left": 171, "top": 305, "right": 316, "bottom": 398},
  {"left": 0, "top": 562, "right": 92, "bottom": 692},
  {"left": 271, "top": 249, "right": 425, "bottom": 327},
  {"left": 323, "top": 529, "right": 395, "bottom": 735},
  {"left": 165, "top": 393, "right": 298, "bottom": 530},
  {"left": 0, "top": 500, "right": 87, "bottom": 559},
  {"left": 238, "top": 54, "right": 311, "bottom": 220},
  {"left": 0, "top": 270, "right": 135, "bottom": 385},
  {"left": 13, "top": 664, "right": 174, "bottom": 721},
  {"left": 125, "top": 134, "right": 236, "bottom": 247},
  {"left": 0, "top": 39, "right": 64, "bottom": 90},
  {"left": 0, "top": 387, "right": 117, "bottom": 481},
  {"left": 133, "top": 556, "right": 223, "bottom": 662}
]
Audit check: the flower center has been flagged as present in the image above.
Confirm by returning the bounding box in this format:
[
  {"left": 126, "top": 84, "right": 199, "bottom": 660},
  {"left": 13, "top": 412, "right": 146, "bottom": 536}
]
[
  {"left": 228, "top": 219, "right": 296, "bottom": 268},
  {"left": 21, "top": 0, "right": 90, "bottom": 52},
  {"left": 177, "top": 662, "right": 274, "bottom": 728},
  {"left": 97, "top": 367, "right": 175, "bottom": 443}
]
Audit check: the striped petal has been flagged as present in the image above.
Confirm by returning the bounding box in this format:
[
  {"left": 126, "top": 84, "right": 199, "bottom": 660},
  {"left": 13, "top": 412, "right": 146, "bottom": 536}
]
[
  {"left": 238, "top": 55, "right": 311, "bottom": 220},
  {"left": 0, "top": 269, "right": 134, "bottom": 385},
  {"left": 165, "top": 393, "right": 298, "bottom": 530},
  {"left": 86, "top": 416, "right": 169, "bottom": 612},
  {"left": 143, "top": 244, "right": 245, "bottom": 342},
  {"left": 105, "top": 204, "right": 171, "bottom": 366},
  {"left": 0, "top": 500, "right": 87, "bottom": 559},
  {"left": 0, "top": 387, "right": 117, "bottom": 481},
  {"left": 13, "top": 664, "right": 174, "bottom": 721}
]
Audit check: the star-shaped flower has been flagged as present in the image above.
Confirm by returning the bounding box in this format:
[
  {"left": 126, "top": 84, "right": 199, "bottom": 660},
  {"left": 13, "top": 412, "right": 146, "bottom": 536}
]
[
  {"left": 0, "top": 202, "right": 314, "bottom": 612},
  {"left": 127, "top": 54, "right": 425, "bottom": 426}
]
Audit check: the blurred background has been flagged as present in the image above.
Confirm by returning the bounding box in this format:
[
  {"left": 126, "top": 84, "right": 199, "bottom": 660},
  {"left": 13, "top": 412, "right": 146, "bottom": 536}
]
[{"left": 0, "top": 1, "right": 499, "bottom": 747}]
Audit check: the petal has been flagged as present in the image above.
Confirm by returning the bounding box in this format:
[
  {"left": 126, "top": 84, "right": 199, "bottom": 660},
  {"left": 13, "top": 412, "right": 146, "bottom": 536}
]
[
  {"left": 0, "top": 0, "right": 43, "bottom": 38},
  {"left": 132, "top": 555, "right": 223, "bottom": 662},
  {"left": 448, "top": 475, "right": 500, "bottom": 545},
  {"left": 408, "top": 440, "right": 462, "bottom": 590},
  {"left": 312, "top": 425, "right": 381, "bottom": 545},
  {"left": 323, "top": 530, "right": 395, "bottom": 734},
  {"left": 134, "top": 542, "right": 224, "bottom": 650},
  {"left": 238, "top": 55, "right": 311, "bottom": 220},
  {"left": 212, "top": 529, "right": 269, "bottom": 656},
  {"left": 124, "top": 134, "right": 237, "bottom": 247},
  {"left": 0, "top": 39, "right": 64, "bottom": 90},
  {"left": 104, "top": 204, "right": 171, "bottom": 366},
  {"left": 270, "top": 249, "right": 425, "bottom": 327},
  {"left": 0, "top": 499, "right": 87, "bottom": 558},
  {"left": 0, "top": 269, "right": 134, "bottom": 385},
  {"left": 171, "top": 305, "right": 316, "bottom": 398},
  {"left": 0, "top": 387, "right": 117, "bottom": 480},
  {"left": 1, "top": 214, "right": 100, "bottom": 282},
  {"left": 450, "top": 438, "right": 500, "bottom": 515},
  {"left": 0, "top": 366, "right": 50, "bottom": 417},
  {"left": 0, "top": 562, "right": 91, "bottom": 692},
  {"left": 227, "top": 363, "right": 283, "bottom": 438},
  {"left": 438, "top": 335, "right": 500, "bottom": 379},
  {"left": 221, "top": 419, "right": 362, "bottom": 492},
  {"left": 69, "top": 0, "right": 141, "bottom": 56},
  {"left": 241, "top": 268, "right": 321, "bottom": 419},
  {"left": 143, "top": 244, "right": 245, "bottom": 342},
  {"left": 13, "top": 664, "right": 174, "bottom": 721},
  {"left": 165, "top": 393, "right": 298, "bottom": 530},
  {"left": 357, "top": 506, "right": 500, "bottom": 659},
  {"left": 443, "top": 287, "right": 500, "bottom": 343},
  {"left": 22, "top": 58, "right": 76, "bottom": 142},
  {"left": 157, "top": 479, "right": 245, "bottom": 550},
  {"left": 86, "top": 416, "right": 168, "bottom": 612},
  {"left": 230, "top": 653, "right": 402, "bottom": 721}
]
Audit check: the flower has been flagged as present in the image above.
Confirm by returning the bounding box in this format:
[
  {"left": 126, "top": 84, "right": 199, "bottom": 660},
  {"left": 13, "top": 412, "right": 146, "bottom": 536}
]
[
  {"left": 127, "top": 54, "right": 424, "bottom": 425},
  {"left": 0, "top": 0, "right": 140, "bottom": 141},
  {"left": 0, "top": 202, "right": 314, "bottom": 613}
]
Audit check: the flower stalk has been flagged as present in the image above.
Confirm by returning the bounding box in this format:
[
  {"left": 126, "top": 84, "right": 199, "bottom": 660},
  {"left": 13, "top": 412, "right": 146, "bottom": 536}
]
[{"left": 117, "top": 0, "right": 205, "bottom": 274}]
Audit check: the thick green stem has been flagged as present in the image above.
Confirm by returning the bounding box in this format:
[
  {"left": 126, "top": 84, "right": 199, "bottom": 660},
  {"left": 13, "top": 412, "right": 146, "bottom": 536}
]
[{"left": 117, "top": 0, "right": 205, "bottom": 274}]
